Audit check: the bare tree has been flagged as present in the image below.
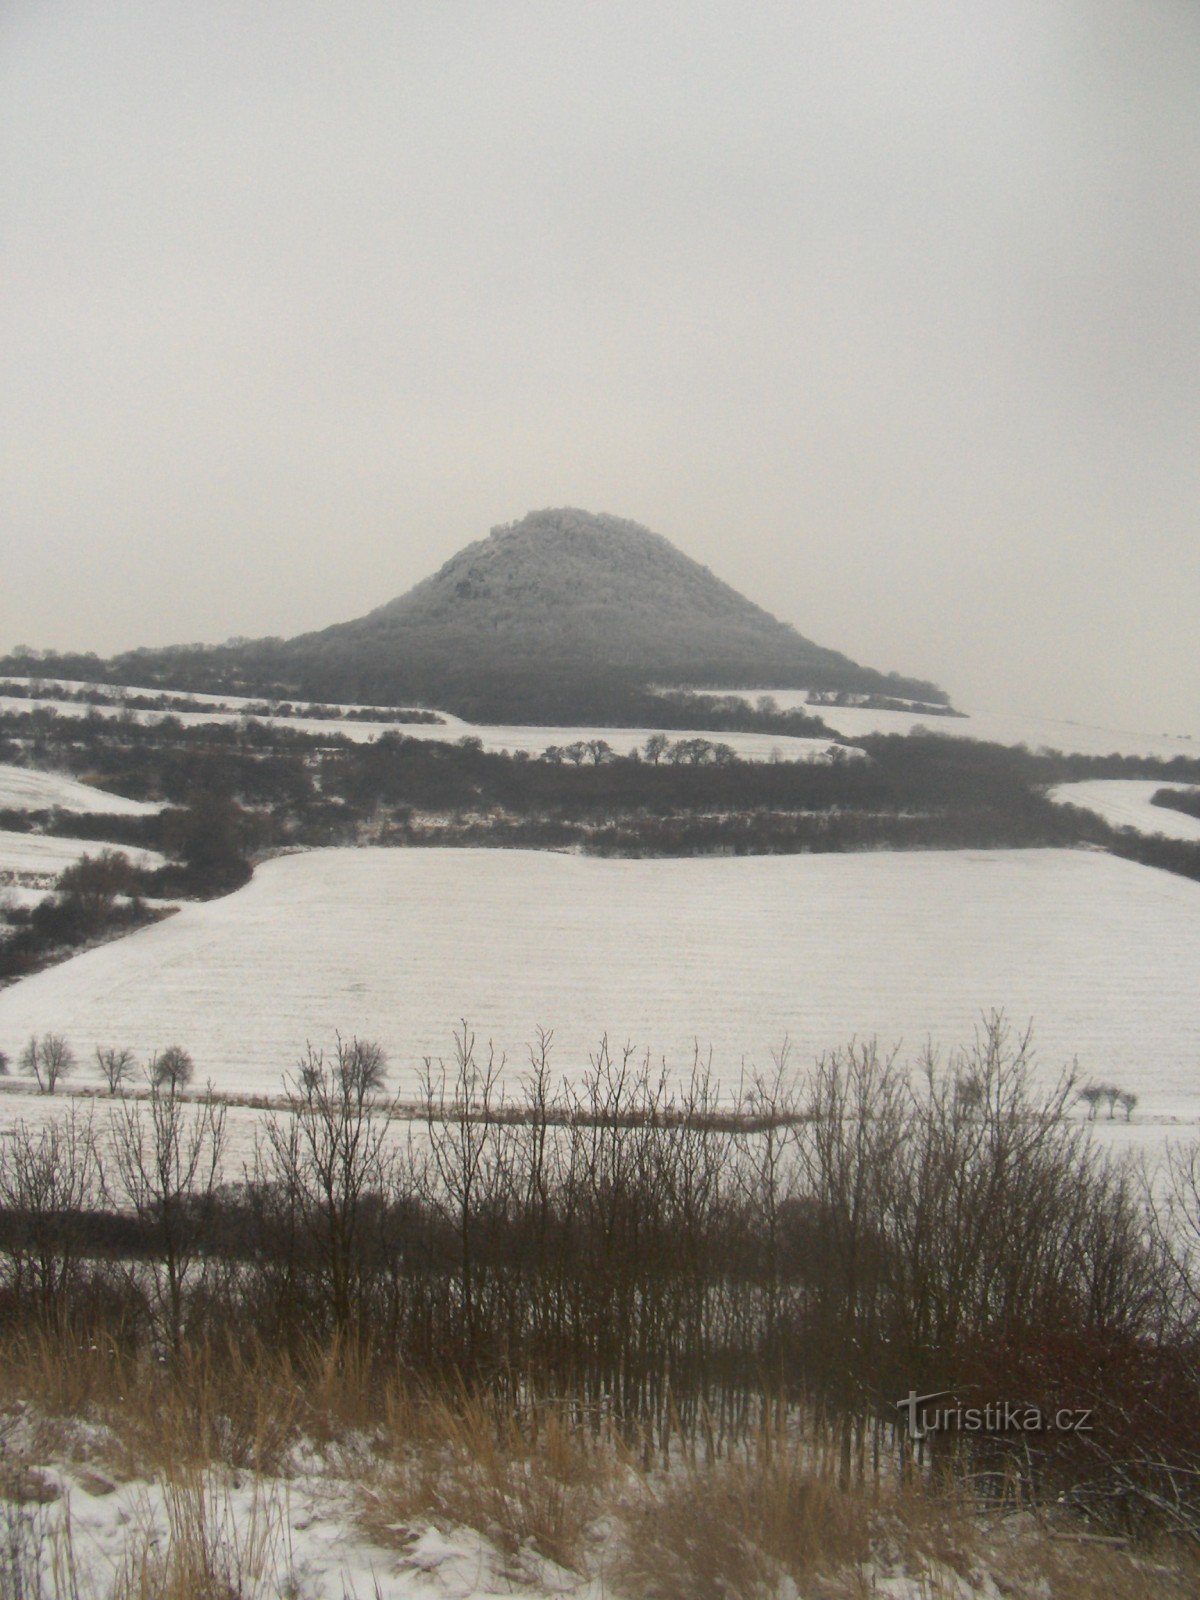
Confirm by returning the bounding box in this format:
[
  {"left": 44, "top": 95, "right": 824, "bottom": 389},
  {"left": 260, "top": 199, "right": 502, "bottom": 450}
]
[
  {"left": 643, "top": 733, "right": 670, "bottom": 765},
  {"left": 337, "top": 1035, "right": 388, "bottom": 1104},
  {"left": 95, "top": 1044, "right": 136, "bottom": 1095},
  {"left": 261, "top": 1040, "right": 399, "bottom": 1337},
  {"left": 1078, "top": 1084, "right": 1105, "bottom": 1120},
  {"left": 20, "top": 1033, "right": 76, "bottom": 1095},
  {"left": 150, "top": 1044, "right": 195, "bottom": 1093},
  {"left": 420, "top": 1024, "right": 510, "bottom": 1363},
  {"left": 110, "top": 1084, "right": 227, "bottom": 1351}
]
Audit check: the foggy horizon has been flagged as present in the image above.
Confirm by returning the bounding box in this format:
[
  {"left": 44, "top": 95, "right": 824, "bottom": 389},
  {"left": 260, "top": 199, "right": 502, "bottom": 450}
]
[{"left": 3, "top": 2, "right": 1198, "bottom": 735}]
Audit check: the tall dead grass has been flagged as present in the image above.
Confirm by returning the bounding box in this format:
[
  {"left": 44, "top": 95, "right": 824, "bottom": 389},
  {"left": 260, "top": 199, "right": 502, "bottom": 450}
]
[{"left": 2, "top": 1328, "right": 1200, "bottom": 1599}]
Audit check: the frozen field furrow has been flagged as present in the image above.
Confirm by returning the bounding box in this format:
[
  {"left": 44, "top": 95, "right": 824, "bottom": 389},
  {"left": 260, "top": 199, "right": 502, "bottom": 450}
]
[
  {"left": 0, "top": 847, "right": 1196, "bottom": 1126},
  {"left": 1050, "top": 779, "right": 1200, "bottom": 842}
]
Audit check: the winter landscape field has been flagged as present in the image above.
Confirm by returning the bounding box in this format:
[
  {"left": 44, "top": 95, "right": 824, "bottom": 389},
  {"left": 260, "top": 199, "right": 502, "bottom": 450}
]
[
  {"left": 1049, "top": 777, "right": 1200, "bottom": 842},
  {"left": 0, "top": 682, "right": 845, "bottom": 763},
  {"left": 1, "top": 844, "right": 1195, "bottom": 1131},
  {"left": 0, "top": 828, "right": 165, "bottom": 885},
  {"left": 691, "top": 687, "right": 1200, "bottom": 761},
  {"left": 8, "top": 2, "right": 1200, "bottom": 1586}
]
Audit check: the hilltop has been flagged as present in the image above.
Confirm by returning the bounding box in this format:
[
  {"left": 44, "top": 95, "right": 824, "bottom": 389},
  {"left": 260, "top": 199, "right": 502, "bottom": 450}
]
[{"left": 3, "top": 508, "right": 946, "bottom": 720}]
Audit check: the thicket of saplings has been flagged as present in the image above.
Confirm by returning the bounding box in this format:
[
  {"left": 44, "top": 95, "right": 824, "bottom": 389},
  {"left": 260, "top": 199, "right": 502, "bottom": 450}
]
[{"left": 1, "top": 1018, "right": 1198, "bottom": 1543}]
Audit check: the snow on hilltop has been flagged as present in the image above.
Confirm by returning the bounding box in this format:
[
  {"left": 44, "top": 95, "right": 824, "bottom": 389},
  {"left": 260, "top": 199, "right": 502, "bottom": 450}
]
[{"left": 336, "top": 506, "right": 944, "bottom": 698}]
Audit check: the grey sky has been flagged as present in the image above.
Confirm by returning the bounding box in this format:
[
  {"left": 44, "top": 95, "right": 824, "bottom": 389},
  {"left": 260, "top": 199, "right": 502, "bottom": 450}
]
[{"left": 2, "top": 1, "right": 1197, "bottom": 731}]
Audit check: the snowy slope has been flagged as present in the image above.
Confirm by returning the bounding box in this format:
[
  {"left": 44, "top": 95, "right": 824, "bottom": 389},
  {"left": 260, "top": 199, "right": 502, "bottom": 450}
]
[
  {"left": 0, "top": 847, "right": 1195, "bottom": 1124},
  {"left": 688, "top": 688, "right": 1200, "bottom": 760},
  {"left": 1050, "top": 780, "right": 1200, "bottom": 841},
  {"left": 0, "top": 763, "right": 162, "bottom": 816},
  {"left": 0, "top": 830, "right": 164, "bottom": 884}
]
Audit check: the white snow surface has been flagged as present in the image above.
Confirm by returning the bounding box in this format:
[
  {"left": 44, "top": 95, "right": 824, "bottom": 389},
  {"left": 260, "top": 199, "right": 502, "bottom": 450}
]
[
  {"left": 1050, "top": 779, "right": 1200, "bottom": 842},
  {"left": 688, "top": 688, "right": 1200, "bottom": 760},
  {"left": 0, "top": 763, "right": 162, "bottom": 816},
  {"left": 0, "top": 1444, "right": 1015, "bottom": 1600},
  {"left": 4, "top": 1458, "right": 602, "bottom": 1600},
  {"left": 0, "top": 830, "right": 165, "bottom": 884},
  {"left": 0, "top": 846, "right": 1196, "bottom": 1127}
]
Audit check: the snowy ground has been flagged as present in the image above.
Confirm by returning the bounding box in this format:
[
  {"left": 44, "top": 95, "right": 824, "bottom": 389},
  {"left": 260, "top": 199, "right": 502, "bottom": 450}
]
[
  {"left": 0, "top": 763, "right": 164, "bottom": 816},
  {"left": 0, "top": 829, "right": 165, "bottom": 886},
  {"left": 0, "top": 683, "right": 849, "bottom": 763},
  {"left": 1, "top": 1457, "right": 603, "bottom": 1600},
  {"left": 0, "top": 847, "right": 1195, "bottom": 1145},
  {"left": 686, "top": 687, "right": 1200, "bottom": 760},
  {"left": 0, "top": 1435, "right": 1098, "bottom": 1600},
  {"left": 1050, "top": 779, "right": 1200, "bottom": 841}
]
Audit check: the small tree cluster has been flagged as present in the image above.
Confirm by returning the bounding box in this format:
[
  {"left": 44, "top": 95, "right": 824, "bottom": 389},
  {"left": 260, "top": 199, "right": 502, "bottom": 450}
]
[{"left": 1078, "top": 1083, "right": 1138, "bottom": 1121}]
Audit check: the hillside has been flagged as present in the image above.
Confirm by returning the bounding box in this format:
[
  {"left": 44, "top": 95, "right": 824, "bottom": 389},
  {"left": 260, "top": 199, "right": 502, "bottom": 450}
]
[
  {"left": 3, "top": 509, "right": 947, "bottom": 719},
  {"left": 284, "top": 508, "right": 945, "bottom": 714}
]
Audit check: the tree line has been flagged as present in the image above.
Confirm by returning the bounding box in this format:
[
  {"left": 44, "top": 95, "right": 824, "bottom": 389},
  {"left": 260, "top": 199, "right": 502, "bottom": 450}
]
[{"left": 1, "top": 1016, "right": 1198, "bottom": 1534}]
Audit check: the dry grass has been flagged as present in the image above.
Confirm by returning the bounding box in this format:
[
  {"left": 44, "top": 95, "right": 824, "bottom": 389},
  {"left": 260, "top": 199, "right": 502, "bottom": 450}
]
[
  {"left": 616, "top": 1440, "right": 878, "bottom": 1600},
  {"left": 107, "top": 1469, "right": 292, "bottom": 1600},
  {"left": 357, "top": 1385, "right": 618, "bottom": 1573},
  {"left": 978, "top": 1524, "right": 1200, "bottom": 1600},
  {"left": 2, "top": 1332, "right": 1200, "bottom": 1599}
]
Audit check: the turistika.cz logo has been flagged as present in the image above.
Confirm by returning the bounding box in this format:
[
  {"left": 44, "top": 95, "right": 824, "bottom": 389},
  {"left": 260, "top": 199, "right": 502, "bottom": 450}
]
[{"left": 895, "top": 1389, "right": 1094, "bottom": 1442}]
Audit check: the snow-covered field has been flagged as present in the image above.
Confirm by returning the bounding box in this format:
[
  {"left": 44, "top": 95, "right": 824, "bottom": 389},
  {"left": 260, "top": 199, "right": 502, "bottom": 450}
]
[
  {"left": 0, "top": 829, "right": 165, "bottom": 885},
  {"left": 687, "top": 687, "right": 1200, "bottom": 760},
  {"left": 0, "top": 762, "right": 162, "bottom": 816},
  {"left": 0, "top": 686, "right": 845, "bottom": 763},
  {"left": 9, "top": 676, "right": 1198, "bottom": 763},
  {"left": 1050, "top": 779, "right": 1200, "bottom": 841},
  {"left": 0, "top": 847, "right": 1195, "bottom": 1138}
]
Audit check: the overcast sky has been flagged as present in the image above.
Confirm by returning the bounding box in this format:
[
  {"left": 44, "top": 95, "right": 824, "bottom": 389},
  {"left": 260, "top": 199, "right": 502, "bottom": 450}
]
[{"left": 2, "top": 1, "right": 1197, "bottom": 732}]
